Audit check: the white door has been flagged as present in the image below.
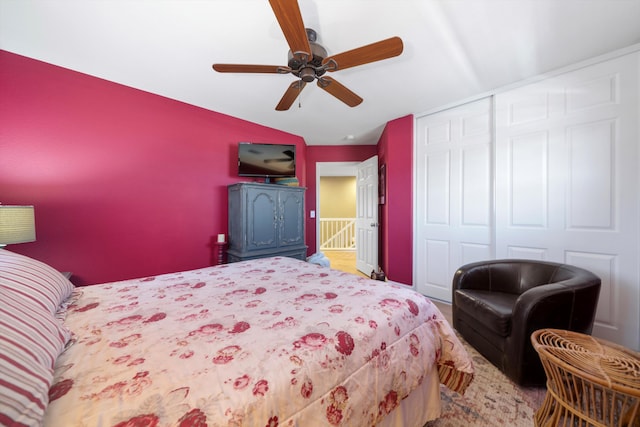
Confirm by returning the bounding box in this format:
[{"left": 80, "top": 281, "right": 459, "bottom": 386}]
[
  {"left": 356, "top": 156, "right": 378, "bottom": 275},
  {"left": 494, "top": 52, "right": 639, "bottom": 350},
  {"left": 414, "top": 98, "right": 494, "bottom": 302}
]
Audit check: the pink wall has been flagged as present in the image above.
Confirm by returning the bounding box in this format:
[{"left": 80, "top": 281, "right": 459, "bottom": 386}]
[
  {"left": 1, "top": 50, "right": 415, "bottom": 287},
  {"left": 304, "top": 145, "right": 378, "bottom": 255},
  {"left": 377, "top": 115, "right": 413, "bottom": 285},
  {"left": 0, "top": 51, "right": 307, "bottom": 285}
]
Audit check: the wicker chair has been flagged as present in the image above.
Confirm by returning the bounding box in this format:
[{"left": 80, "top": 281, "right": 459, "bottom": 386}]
[{"left": 531, "top": 329, "right": 640, "bottom": 427}]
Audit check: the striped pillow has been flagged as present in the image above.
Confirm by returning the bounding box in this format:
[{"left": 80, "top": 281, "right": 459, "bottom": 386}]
[{"left": 0, "top": 250, "right": 74, "bottom": 427}]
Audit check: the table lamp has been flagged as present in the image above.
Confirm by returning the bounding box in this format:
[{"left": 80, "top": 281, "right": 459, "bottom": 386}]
[{"left": 0, "top": 205, "right": 36, "bottom": 248}]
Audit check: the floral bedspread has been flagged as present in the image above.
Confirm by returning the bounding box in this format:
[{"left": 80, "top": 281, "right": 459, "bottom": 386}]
[{"left": 45, "top": 257, "right": 474, "bottom": 427}]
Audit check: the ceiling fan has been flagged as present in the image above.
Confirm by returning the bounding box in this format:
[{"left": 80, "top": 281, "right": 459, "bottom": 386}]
[{"left": 212, "top": 0, "right": 404, "bottom": 111}]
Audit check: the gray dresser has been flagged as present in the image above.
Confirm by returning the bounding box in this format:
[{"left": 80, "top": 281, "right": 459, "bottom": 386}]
[{"left": 227, "top": 183, "right": 307, "bottom": 262}]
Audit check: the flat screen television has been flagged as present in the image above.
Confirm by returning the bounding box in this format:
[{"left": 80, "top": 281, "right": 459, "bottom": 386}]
[{"left": 238, "top": 142, "right": 296, "bottom": 182}]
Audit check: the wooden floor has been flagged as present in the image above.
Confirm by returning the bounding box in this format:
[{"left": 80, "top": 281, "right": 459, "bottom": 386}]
[
  {"left": 323, "top": 250, "right": 368, "bottom": 277},
  {"left": 323, "top": 250, "right": 453, "bottom": 323},
  {"left": 432, "top": 299, "right": 453, "bottom": 324}
]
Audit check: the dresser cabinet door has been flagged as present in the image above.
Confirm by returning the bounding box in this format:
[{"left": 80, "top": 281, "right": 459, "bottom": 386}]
[
  {"left": 278, "top": 188, "right": 305, "bottom": 247},
  {"left": 246, "top": 186, "right": 278, "bottom": 251}
]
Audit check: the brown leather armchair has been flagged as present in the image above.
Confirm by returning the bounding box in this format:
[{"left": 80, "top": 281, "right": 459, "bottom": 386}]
[{"left": 452, "top": 259, "right": 601, "bottom": 386}]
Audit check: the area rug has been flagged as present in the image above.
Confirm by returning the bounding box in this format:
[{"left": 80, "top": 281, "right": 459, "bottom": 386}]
[{"left": 425, "top": 336, "right": 547, "bottom": 427}]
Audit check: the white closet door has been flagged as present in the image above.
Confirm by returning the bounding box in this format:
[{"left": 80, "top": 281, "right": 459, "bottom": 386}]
[
  {"left": 495, "top": 53, "right": 639, "bottom": 350},
  {"left": 414, "top": 98, "right": 493, "bottom": 302}
]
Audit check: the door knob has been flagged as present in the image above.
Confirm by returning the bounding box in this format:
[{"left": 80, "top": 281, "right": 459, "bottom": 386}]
[{"left": 370, "top": 222, "right": 378, "bottom": 227}]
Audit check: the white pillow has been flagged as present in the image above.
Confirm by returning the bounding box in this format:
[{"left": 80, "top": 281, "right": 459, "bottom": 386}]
[{"left": 0, "top": 249, "right": 74, "bottom": 426}]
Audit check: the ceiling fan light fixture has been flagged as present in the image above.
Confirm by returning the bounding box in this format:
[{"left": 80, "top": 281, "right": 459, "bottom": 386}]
[
  {"left": 287, "top": 29, "right": 327, "bottom": 70},
  {"left": 300, "top": 67, "right": 315, "bottom": 82}
]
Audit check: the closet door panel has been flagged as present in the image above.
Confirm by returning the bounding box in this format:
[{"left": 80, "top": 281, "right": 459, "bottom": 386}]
[
  {"left": 509, "top": 131, "right": 548, "bottom": 227},
  {"left": 426, "top": 151, "right": 450, "bottom": 225},
  {"left": 495, "top": 52, "right": 639, "bottom": 350},
  {"left": 566, "top": 120, "right": 614, "bottom": 229},
  {"left": 461, "top": 144, "right": 491, "bottom": 226},
  {"left": 414, "top": 97, "right": 493, "bottom": 302}
]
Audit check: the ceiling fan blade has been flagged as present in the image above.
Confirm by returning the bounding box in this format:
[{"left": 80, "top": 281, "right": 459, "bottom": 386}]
[
  {"left": 268, "top": 0, "right": 312, "bottom": 62},
  {"left": 317, "top": 77, "right": 363, "bottom": 107},
  {"left": 276, "top": 80, "right": 306, "bottom": 111},
  {"left": 212, "top": 64, "right": 291, "bottom": 74},
  {"left": 322, "top": 37, "right": 403, "bottom": 72}
]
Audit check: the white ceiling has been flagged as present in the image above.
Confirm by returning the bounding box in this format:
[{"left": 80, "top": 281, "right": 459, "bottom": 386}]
[{"left": 1, "top": 0, "right": 639, "bottom": 146}]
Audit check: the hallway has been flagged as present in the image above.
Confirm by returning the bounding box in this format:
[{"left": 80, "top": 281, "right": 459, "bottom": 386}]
[{"left": 323, "top": 250, "right": 367, "bottom": 277}]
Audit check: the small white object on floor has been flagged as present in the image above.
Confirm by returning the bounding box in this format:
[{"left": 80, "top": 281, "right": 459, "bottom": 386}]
[{"left": 307, "top": 252, "right": 330, "bottom": 267}]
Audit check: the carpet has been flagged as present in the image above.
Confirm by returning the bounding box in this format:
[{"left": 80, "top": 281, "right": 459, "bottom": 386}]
[{"left": 425, "top": 336, "right": 547, "bottom": 427}]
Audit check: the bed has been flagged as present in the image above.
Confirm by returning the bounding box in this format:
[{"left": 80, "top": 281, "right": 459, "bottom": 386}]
[{"left": 0, "top": 249, "right": 474, "bottom": 427}]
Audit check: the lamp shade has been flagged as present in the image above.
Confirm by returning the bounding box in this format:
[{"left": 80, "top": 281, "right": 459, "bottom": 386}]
[{"left": 0, "top": 205, "right": 36, "bottom": 245}]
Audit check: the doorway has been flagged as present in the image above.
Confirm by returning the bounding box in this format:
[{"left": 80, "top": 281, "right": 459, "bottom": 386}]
[
  {"left": 316, "top": 160, "right": 377, "bottom": 276},
  {"left": 316, "top": 162, "right": 357, "bottom": 275}
]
